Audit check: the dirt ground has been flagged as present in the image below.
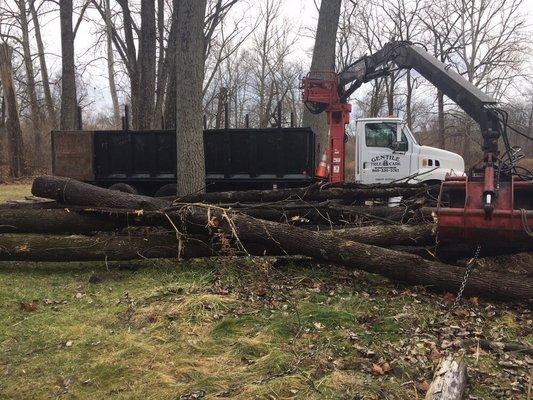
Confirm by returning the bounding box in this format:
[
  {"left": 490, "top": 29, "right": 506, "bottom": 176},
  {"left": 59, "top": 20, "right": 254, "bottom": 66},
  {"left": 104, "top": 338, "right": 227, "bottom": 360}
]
[{"left": 0, "top": 183, "right": 531, "bottom": 399}]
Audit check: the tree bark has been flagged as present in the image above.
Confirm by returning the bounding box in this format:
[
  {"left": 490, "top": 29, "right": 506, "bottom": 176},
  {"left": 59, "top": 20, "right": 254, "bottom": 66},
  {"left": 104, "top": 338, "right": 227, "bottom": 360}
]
[
  {"left": 31, "top": 175, "right": 169, "bottom": 211},
  {"left": 323, "top": 223, "right": 436, "bottom": 246},
  {"left": 29, "top": 0, "right": 56, "bottom": 127},
  {"left": 105, "top": 0, "right": 120, "bottom": 126},
  {"left": 59, "top": 0, "right": 78, "bottom": 130},
  {"left": 1, "top": 218, "right": 531, "bottom": 301},
  {"left": 0, "top": 43, "right": 25, "bottom": 177},
  {"left": 17, "top": 0, "right": 44, "bottom": 168},
  {"left": 116, "top": 0, "right": 139, "bottom": 129},
  {"left": 181, "top": 206, "right": 533, "bottom": 301},
  {"left": 301, "top": 0, "right": 342, "bottom": 167},
  {"left": 178, "top": 184, "right": 424, "bottom": 203},
  {"left": 425, "top": 356, "right": 467, "bottom": 400},
  {"left": 162, "top": 0, "right": 180, "bottom": 129},
  {"left": 174, "top": 0, "right": 207, "bottom": 196},
  {"left": 0, "top": 233, "right": 192, "bottom": 261},
  {"left": 154, "top": 0, "right": 166, "bottom": 129},
  {"left": 0, "top": 207, "right": 435, "bottom": 248},
  {"left": 437, "top": 90, "right": 445, "bottom": 149},
  {"left": 136, "top": 0, "right": 157, "bottom": 129}
]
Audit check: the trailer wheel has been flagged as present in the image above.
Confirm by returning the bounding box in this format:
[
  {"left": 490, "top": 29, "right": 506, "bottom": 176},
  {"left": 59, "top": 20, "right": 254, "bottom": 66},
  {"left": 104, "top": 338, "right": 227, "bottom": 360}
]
[
  {"left": 108, "top": 183, "right": 138, "bottom": 194},
  {"left": 154, "top": 184, "right": 177, "bottom": 197}
]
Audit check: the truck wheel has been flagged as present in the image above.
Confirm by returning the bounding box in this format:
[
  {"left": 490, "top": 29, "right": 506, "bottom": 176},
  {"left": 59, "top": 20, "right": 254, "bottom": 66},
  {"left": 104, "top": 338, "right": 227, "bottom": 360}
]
[
  {"left": 154, "top": 184, "right": 177, "bottom": 197},
  {"left": 108, "top": 183, "right": 138, "bottom": 194}
]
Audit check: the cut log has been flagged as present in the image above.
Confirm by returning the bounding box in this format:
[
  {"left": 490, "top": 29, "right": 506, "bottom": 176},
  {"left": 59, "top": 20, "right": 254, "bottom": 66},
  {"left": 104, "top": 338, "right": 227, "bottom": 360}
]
[
  {"left": 0, "top": 233, "right": 208, "bottom": 261},
  {"left": 0, "top": 208, "right": 135, "bottom": 233},
  {"left": 0, "top": 233, "right": 285, "bottom": 261},
  {"left": 32, "top": 175, "right": 170, "bottom": 210},
  {"left": 425, "top": 356, "right": 467, "bottom": 400}
]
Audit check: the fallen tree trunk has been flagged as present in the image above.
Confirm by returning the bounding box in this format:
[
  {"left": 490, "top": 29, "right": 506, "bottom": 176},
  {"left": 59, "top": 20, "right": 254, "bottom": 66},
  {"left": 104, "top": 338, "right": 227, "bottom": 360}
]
[
  {"left": 0, "top": 208, "right": 136, "bottom": 233},
  {"left": 2, "top": 216, "right": 531, "bottom": 300},
  {"left": 0, "top": 208, "right": 437, "bottom": 247},
  {"left": 0, "top": 233, "right": 209, "bottom": 261},
  {"left": 425, "top": 356, "right": 467, "bottom": 400},
  {"left": 0, "top": 233, "right": 286, "bottom": 261},
  {"left": 33, "top": 175, "right": 425, "bottom": 209},
  {"left": 178, "top": 184, "right": 424, "bottom": 203},
  {"left": 32, "top": 175, "right": 170, "bottom": 210},
  {"left": 322, "top": 223, "right": 436, "bottom": 246},
  {"left": 182, "top": 206, "right": 533, "bottom": 301},
  {"left": 25, "top": 177, "right": 533, "bottom": 300}
]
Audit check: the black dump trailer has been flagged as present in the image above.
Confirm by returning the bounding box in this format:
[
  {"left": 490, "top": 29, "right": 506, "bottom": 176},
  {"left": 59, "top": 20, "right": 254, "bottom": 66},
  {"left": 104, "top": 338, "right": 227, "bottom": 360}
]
[{"left": 52, "top": 127, "right": 315, "bottom": 196}]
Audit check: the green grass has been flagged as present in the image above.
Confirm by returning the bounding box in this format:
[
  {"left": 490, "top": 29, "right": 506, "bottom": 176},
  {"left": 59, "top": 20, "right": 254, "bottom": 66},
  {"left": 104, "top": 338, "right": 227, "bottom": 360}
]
[
  {"left": 0, "top": 183, "right": 32, "bottom": 203},
  {"left": 0, "top": 184, "right": 531, "bottom": 399}
]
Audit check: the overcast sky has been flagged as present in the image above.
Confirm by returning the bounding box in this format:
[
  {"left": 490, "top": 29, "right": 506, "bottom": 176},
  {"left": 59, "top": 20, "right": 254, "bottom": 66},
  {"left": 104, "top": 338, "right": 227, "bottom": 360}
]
[{"left": 34, "top": 0, "right": 532, "bottom": 114}]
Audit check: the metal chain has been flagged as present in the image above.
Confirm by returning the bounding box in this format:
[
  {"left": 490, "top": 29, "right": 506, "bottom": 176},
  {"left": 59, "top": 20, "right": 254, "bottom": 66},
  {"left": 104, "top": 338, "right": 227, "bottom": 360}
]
[{"left": 450, "top": 244, "right": 481, "bottom": 310}]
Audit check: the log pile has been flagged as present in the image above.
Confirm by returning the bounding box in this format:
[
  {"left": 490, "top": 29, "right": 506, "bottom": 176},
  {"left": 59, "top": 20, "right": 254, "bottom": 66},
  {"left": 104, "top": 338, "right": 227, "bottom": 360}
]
[{"left": 1, "top": 175, "right": 532, "bottom": 302}]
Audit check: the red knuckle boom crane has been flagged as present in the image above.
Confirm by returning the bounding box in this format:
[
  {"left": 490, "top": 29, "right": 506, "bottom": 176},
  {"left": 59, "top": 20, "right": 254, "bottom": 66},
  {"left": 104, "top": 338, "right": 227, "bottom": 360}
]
[{"left": 301, "top": 40, "right": 533, "bottom": 246}]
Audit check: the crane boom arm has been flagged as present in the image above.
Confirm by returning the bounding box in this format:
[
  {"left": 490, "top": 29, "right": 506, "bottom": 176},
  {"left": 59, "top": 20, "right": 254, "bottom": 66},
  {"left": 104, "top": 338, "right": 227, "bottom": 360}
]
[{"left": 339, "top": 41, "right": 502, "bottom": 154}]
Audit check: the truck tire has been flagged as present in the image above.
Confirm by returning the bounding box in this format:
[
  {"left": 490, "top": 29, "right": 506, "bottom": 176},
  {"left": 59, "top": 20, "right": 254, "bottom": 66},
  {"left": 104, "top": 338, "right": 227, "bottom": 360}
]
[
  {"left": 108, "top": 183, "right": 138, "bottom": 195},
  {"left": 154, "top": 184, "right": 177, "bottom": 197}
]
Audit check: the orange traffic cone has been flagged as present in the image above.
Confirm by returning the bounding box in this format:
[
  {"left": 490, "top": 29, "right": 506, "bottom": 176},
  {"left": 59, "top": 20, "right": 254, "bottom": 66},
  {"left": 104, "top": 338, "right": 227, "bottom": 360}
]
[{"left": 315, "top": 150, "right": 329, "bottom": 179}]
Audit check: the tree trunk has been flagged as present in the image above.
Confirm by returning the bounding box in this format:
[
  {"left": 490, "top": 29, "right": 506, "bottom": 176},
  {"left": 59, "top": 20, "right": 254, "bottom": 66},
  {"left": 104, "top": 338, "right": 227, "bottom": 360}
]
[
  {"left": 136, "top": 0, "right": 157, "bottom": 130},
  {"left": 18, "top": 177, "right": 533, "bottom": 300},
  {"left": 174, "top": 0, "right": 207, "bottom": 196},
  {"left": 437, "top": 90, "right": 445, "bottom": 149},
  {"left": 178, "top": 184, "right": 424, "bottom": 203},
  {"left": 162, "top": 0, "right": 180, "bottom": 129},
  {"left": 323, "top": 223, "right": 435, "bottom": 246},
  {"left": 301, "top": 0, "right": 342, "bottom": 167},
  {"left": 31, "top": 175, "right": 169, "bottom": 210},
  {"left": 0, "top": 233, "right": 188, "bottom": 261},
  {"left": 116, "top": 0, "right": 139, "bottom": 129},
  {"left": 29, "top": 0, "right": 56, "bottom": 127},
  {"left": 215, "top": 87, "right": 228, "bottom": 129},
  {"left": 183, "top": 206, "right": 533, "bottom": 301},
  {"left": 59, "top": 0, "right": 78, "bottom": 130},
  {"left": 385, "top": 73, "right": 395, "bottom": 116},
  {"left": 406, "top": 70, "right": 413, "bottom": 129},
  {"left": 154, "top": 0, "right": 166, "bottom": 129},
  {"left": 105, "top": 0, "right": 120, "bottom": 126},
  {"left": 17, "top": 0, "right": 44, "bottom": 168},
  {"left": 0, "top": 44, "right": 25, "bottom": 177},
  {"left": 425, "top": 356, "right": 467, "bottom": 400},
  {"left": 0, "top": 207, "right": 435, "bottom": 248}
]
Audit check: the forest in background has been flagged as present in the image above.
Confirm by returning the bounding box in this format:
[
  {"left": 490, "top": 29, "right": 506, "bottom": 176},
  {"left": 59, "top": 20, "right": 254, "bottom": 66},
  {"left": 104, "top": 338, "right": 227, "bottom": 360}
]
[{"left": 0, "top": 0, "right": 531, "bottom": 181}]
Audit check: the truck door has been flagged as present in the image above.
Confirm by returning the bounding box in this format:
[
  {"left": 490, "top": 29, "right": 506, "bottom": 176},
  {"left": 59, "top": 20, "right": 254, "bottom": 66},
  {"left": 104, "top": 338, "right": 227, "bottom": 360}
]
[{"left": 360, "top": 121, "right": 411, "bottom": 184}]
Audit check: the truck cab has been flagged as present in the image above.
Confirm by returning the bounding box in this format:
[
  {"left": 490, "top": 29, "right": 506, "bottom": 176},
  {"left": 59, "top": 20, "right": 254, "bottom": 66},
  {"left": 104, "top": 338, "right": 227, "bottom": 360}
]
[{"left": 354, "top": 117, "right": 465, "bottom": 185}]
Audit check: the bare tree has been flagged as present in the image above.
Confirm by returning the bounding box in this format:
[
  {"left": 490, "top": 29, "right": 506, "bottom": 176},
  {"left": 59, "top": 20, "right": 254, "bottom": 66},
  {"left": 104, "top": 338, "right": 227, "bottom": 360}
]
[
  {"left": 175, "top": 0, "right": 208, "bottom": 195},
  {"left": 419, "top": 0, "right": 462, "bottom": 149},
  {"left": 15, "top": 0, "right": 44, "bottom": 167},
  {"left": 60, "top": 0, "right": 79, "bottom": 130},
  {"left": 0, "top": 43, "right": 25, "bottom": 177},
  {"left": 29, "top": 0, "right": 56, "bottom": 126},
  {"left": 104, "top": 0, "right": 120, "bottom": 126},
  {"left": 137, "top": 0, "right": 156, "bottom": 129},
  {"left": 302, "top": 0, "right": 342, "bottom": 165}
]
